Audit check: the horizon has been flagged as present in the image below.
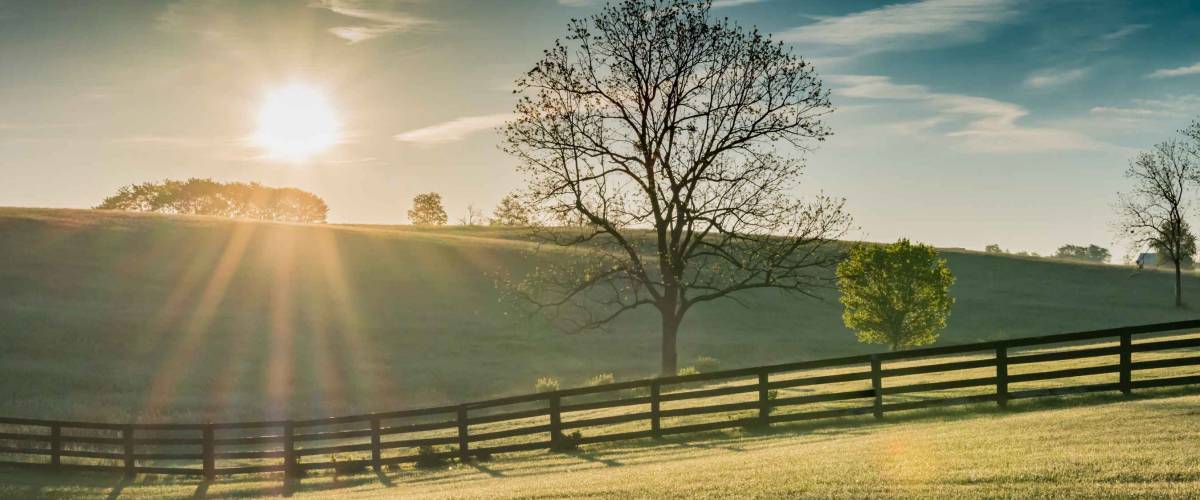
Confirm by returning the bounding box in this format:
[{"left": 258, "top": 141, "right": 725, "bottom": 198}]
[{"left": 2, "top": 0, "right": 1200, "bottom": 256}]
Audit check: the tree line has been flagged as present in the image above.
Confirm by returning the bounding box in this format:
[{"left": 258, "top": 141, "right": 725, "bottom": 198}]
[{"left": 96, "top": 178, "right": 328, "bottom": 223}]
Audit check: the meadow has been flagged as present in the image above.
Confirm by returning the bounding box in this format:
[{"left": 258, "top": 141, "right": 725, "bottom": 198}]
[{"left": 2, "top": 206, "right": 1199, "bottom": 425}]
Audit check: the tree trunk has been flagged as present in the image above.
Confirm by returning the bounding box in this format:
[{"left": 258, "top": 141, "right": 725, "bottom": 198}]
[
  {"left": 1176, "top": 258, "right": 1184, "bottom": 308},
  {"left": 661, "top": 313, "right": 679, "bottom": 376}
]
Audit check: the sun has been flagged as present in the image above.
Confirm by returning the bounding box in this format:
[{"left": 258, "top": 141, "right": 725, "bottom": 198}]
[{"left": 253, "top": 84, "right": 340, "bottom": 161}]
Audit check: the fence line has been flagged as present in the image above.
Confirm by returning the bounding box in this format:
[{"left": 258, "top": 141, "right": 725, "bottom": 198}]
[{"left": 2, "top": 319, "right": 1200, "bottom": 478}]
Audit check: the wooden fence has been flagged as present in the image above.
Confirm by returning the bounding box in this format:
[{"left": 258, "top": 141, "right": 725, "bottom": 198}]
[{"left": 2, "top": 319, "right": 1200, "bottom": 479}]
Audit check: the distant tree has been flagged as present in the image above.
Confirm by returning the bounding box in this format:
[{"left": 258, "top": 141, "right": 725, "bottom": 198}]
[
  {"left": 1115, "top": 136, "right": 1198, "bottom": 307},
  {"left": 984, "top": 244, "right": 1004, "bottom": 254},
  {"left": 836, "top": 240, "right": 955, "bottom": 351},
  {"left": 1055, "top": 244, "right": 1111, "bottom": 263},
  {"left": 1150, "top": 221, "right": 1197, "bottom": 270},
  {"left": 489, "top": 194, "right": 531, "bottom": 227},
  {"left": 501, "top": 0, "right": 851, "bottom": 374},
  {"left": 459, "top": 204, "right": 484, "bottom": 226},
  {"left": 408, "top": 192, "right": 448, "bottom": 226},
  {"left": 96, "top": 178, "right": 327, "bottom": 223}
]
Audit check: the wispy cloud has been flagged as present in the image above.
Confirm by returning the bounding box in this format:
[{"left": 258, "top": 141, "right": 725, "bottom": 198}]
[
  {"left": 830, "top": 74, "right": 1106, "bottom": 154},
  {"left": 775, "top": 0, "right": 1020, "bottom": 52},
  {"left": 1090, "top": 95, "right": 1200, "bottom": 121},
  {"left": 310, "top": 0, "right": 432, "bottom": 43},
  {"left": 1023, "top": 67, "right": 1089, "bottom": 89},
  {"left": 1100, "top": 23, "right": 1148, "bottom": 42},
  {"left": 394, "top": 113, "right": 514, "bottom": 145},
  {"left": 1148, "top": 62, "right": 1200, "bottom": 79}
]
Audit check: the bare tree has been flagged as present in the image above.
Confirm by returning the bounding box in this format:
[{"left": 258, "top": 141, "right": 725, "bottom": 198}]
[
  {"left": 1115, "top": 138, "right": 1198, "bottom": 307},
  {"left": 459, "top": 204, "right": 485, "bottom": 226},
  {"left": 501, "top": 0, "right": 851, "bottom": 374}
]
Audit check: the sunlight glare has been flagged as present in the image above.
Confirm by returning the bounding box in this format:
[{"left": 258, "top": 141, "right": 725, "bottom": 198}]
[{"left": 253, "top": 84, "right": 340, "bottom": 162}]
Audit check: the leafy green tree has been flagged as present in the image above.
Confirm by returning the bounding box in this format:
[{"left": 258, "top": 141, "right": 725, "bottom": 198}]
[
  {"left": 489, "top": 194, "right": 531, "bottom": 226},
  {"left": 984, "top": 244, "right": 1003, "bottom": 254},
  {"left": 408, "top": 192, "right": 448, "bottom": 225},
  {"left": 1055, "top": 244, "right": 1111, "bottom": 263},
  {"left": 836, "top": 240, "right": 955, "bottom": 351},
  {"left": 96, "top": 178, "right": 327, "bottom": 223}
]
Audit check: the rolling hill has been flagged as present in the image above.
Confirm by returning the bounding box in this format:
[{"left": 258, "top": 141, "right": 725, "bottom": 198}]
[{"left": 1, "top": 207, "right": 1197, "bottom": 423}]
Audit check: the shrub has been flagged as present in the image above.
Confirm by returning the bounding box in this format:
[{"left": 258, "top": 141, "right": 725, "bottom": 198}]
[
  {"left": 586, "top": 373, "right": 615, "bottom": 387},
  {"left": 677, "top": 366, "right": 699, "bottom": 377},
  {"left": 693, "top": 356, "right": 720, "bottom": 373},
  {"left": 415, "top": 445, "right": 448, "bottom": 469},
  {"left": 550, "top": 430, "right": 583, "bottom": 451},
  {"left": 535, "top": 376, "right": 560, "bottom": 393}
]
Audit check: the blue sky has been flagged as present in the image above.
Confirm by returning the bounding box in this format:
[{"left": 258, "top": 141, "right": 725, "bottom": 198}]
[{"left": 1, "top": 0, "right": 1199, "bottom": 257}]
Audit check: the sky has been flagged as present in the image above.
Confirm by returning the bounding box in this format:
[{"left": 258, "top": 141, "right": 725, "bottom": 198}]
[{"left": 2, "top": 0, "right": 1199, "bottom": 257}]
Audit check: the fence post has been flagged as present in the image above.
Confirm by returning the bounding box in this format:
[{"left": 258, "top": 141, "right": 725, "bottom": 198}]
[
  {"left": 996, "top": 346, "right": 1009, "bottom": 409},
  {"left": 549, "top": 395, "right": 562, "bottom": 444},
  {"left": 757, "top": 369, "right": 770, "bottom": 428},
  {"left": 370, "top": 417, "right": 382, "bottom": 470},
  {"left": 202, "top": 424, "right": 215, "bottom": 480},
  {"left": 49, "top": 424, "right": 61, "bottom": 468},
  {"left": 870, "top": 355, "right": 883, "bottom": 419},
  {"left": 456, "top": 406, "right": 470, "bottom": 463},
  {"left": 283, "top": 421, "right": 297, "bottom": 478},
  {"left": 1120, "top": 333, "right": 1132, "bottom": 395},
  {"left": 650, "top": 380, "right": 661, "bottom": 438},
  {"left": 122, "top": 425, "right": 135, "bottom": 478}
]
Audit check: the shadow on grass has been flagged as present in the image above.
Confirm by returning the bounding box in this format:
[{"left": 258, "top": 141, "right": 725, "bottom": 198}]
[{"left": 2, "top": 385, "right": 1196, "bottom": 498}]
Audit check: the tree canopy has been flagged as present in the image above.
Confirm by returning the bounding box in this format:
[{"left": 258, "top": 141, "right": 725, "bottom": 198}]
[
  {"left": 1054, "top": 244, "right": 1111, "bottom": 263},
  {"left": 96, "top": 178, "right": 328, "bottom": 223},
  {"left": 501, "top": 0, "right": 850, "bottom": 374},
  {"left": 836, "top": 240, "right": 955, "bottom": 351},
  {"left": 408, "top": 192, "right": 448, "bottom": 226}
]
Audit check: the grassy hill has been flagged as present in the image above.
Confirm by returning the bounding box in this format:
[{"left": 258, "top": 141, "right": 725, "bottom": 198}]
[{"left": 1, "top": 207, "right": 1198, "bottom": 423}]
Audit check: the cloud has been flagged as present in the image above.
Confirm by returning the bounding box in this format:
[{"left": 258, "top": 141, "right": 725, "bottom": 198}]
[
  {"left": 1148, "top": 62, "right": 1200, "bottom": 79},
  {"left": 1100, "top": 23, "right": 1148, "bottom": 42},
  {"left": 775, "top": 0, "right": 1019, "bottom": 51},
  {"left": 1090, "top": 95, "right": 1200, "bottom": 121},
  {"left": 1023, "top": 67, "right": 1089, "bottom": 89},
  {"left": 310, "top": 0, "right": 432, "bottom": 43},
  {"left": 394, "top": 113, "right": 514, "bottom": 145},
  {"left": 830, "top": 74, "right": 1107, "bottom": 154}
]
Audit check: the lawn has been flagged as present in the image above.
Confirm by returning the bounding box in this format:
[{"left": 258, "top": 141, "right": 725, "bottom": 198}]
[
  {"left": 1, "top": 388, "right": 1197, "bottom": 498},
  {"left": 2, "top": 207, "right": 1199, "bottom": 424}
]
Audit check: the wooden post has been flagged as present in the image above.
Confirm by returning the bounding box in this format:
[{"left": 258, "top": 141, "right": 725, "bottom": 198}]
[
  {"left": 49, "top": 425, "right": 61, "bottom": 467},
  {"left": 757, "top": 369, "right": 770, "bottom": 427},
  {"left": 996, "top": 346, "right": 1009, "bottom": 409},
  {"left": 202, "top": 424, "right": 215, "bottom": 480},
  {"left": 283, "top": 421, "right": 297, "bottom": 477},
  {"left": 548, "top": 395, "right": 562, "bottom": 443},
  {"left": 870, "top": 355, "right": 883, "bottom": 419},
  {"left": 122, "top": 425, "right": 135, "bottom": 478},
  {"left": 456, "top": 406, "right": 469, "bottom": 463},
  {"left": 650, "top": 381, "right": 661, "bottom": 438},
  {"left": 1120, "top": 333, "right": 1132, "bottom": 395},
  {"left": 370, "top": 417, "right": 382, "bottom": 470}
]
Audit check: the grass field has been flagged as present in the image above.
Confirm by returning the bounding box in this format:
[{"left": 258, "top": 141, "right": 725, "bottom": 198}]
[
  {"left": 1, "top": 388, "right": 1197, "bottom": 498},
  {"left": 2, "top": 206, "right": 1200, "bottom": 425}
]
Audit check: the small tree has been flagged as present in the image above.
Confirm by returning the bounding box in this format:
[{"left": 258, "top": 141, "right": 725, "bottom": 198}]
[
  {"left": 408, "top": 192, "right": 448, "bottom": 226},
  {"left": 984, "top": 244, "right": 1004, "bottom": 254},
  {"left": 459, "top": 204, "right": 484, "bottom": 226},
  {"left": 1114, "top": 137, "right": 1197, "bottom": 307},
  {"left": 836, "top": 240, "right": 955, "bottom": 351},
  {"left": 489, "top": 194, "right": 531, "bottom": 226}
]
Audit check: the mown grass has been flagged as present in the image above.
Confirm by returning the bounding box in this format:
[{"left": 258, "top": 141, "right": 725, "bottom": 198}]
[
  {"left": 1, "top": 388, "right": 1197, "bottom": 498},
  {"left": 2, "top": 206, "right": 1200, "bottom": 424},
  {"left": 1, "top": 331, "right": 1198, "bottom": 498}
]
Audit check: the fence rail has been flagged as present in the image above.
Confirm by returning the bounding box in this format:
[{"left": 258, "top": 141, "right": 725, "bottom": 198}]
[{"left": 2, "top": 319, "right": 1200, "bottom": 478}]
